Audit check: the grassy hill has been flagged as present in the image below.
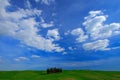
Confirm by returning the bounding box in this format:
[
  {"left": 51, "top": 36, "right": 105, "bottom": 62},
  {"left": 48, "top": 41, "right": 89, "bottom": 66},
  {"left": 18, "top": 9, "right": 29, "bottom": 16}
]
[{"left": 0, "top": 70, "right": 120, "bottom": 80}]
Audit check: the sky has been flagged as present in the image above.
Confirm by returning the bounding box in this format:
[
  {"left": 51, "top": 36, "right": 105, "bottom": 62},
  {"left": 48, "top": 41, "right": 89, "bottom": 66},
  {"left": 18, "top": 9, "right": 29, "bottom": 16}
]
[{"left": 0, "top": 0, "right": 120, "bottom": 71}]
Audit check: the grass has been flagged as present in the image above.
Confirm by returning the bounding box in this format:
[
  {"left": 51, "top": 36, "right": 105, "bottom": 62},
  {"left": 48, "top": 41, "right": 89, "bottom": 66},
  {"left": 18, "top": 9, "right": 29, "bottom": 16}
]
[{"left": 0, "top": 70, "right": 120, "bottom": 80}]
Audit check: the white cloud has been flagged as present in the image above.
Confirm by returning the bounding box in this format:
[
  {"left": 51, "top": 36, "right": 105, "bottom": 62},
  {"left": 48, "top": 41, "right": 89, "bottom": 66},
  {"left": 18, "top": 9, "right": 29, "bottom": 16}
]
[
  {"left": 40, "top": 21, "right": 54, "bottom": 28},
  {"left": 70, "top": 10, "right": 120, "bottom": 51},
  {"left": 41, "top": 0, "right": 55, "bottom": 5},
  {"left": 47, "top": 29, "right": 60, "bottom": 41},
  {"left": 31, "top": 55, "right": 40, "bottom": 58},
  {"left": 35, "top": 0, "right": 55, "bottom": 5},
  {"left": 14, "top": 57, "right": 29, "bottom": 62},
  {"left": 71, "top": 28, "right": 88, "bottom": 42},
  {"left": 71, "top": 28, "right": 84, "bottom": 36},
  {"left": 85, "top": 10, "right": 103, "bottom": 20},
  {"left": 83, "top": 39, "right": 110, "bottom": 51},
  {"left": 82, "top": 10, "right": 120, "bottom": 51},
  {"left": 0, "top": 0, "right": 10, "bottom": 10},
  {"left": 83, "top": 10, "right": 120, "bottom": 40},
  {"left": 40, "top": 18, "right": 54, "bottom": 28},
  {"left": 0, "top": 0, "right": 64, "bottom": 52}
]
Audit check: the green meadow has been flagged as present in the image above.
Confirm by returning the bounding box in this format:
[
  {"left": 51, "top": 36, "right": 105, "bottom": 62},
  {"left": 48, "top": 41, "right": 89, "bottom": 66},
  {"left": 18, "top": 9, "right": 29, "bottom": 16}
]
[{"left": 0, "top": 70, "right": 120, "bottom": 80}]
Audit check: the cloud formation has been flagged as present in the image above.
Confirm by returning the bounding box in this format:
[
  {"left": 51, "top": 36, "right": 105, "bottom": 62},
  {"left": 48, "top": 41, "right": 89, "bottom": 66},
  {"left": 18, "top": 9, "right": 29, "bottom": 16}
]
[
  {"left": 47, "top": 29, "right": 60, "bottom": 41},
  {"left": 0, "top": 0, "right": 64, "bottom": 52},
  {"left": 83, "top": 10, "right": 120, "bottom": 40},
  {"left": 71, "top": 28, "right": 88, "bottom": 42},
  {"left": 0, "top": 0, "right": 120, "bottom": 52},
  {"left": 71, "top": 10, "right": 120, "bottom": 51},
  {"left": 83, "top": 39, "right": 110, "bottom": 51}
]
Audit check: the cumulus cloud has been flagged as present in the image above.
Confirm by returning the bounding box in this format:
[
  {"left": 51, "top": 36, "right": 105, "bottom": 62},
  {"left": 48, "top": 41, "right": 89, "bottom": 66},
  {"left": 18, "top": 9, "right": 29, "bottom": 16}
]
[
  {"left": 83, "top": 39, "right": 110, "bottom": 51},
  {"left": 14, "top": 57, "right": 29, "bottom": 62},
  {"left": 83, "top": 10, "right": 120, "bottom": 40},
  {"left": 82, "top": 10, "right": 120, "bottom": 51},
  {"left": 70, "top": 10, "right": 120, "bottom": 51},
  {"left": 0, "top": 0, "right": 64, "bottom": 52},
  {"left": 83, "top": 10, "right": 107, "bottom": 35},
  {"left": 71, "top": 28, "right": 88, "bottom": 42},
  {"left": 47, "top": 29, "right": 60, "bottom": 41}
]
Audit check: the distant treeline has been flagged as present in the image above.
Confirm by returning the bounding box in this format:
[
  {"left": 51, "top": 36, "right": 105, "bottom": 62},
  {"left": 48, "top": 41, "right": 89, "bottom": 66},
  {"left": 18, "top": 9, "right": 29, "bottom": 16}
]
[{"left": 46, "top": 68, "right": 62, "bottom": 74}]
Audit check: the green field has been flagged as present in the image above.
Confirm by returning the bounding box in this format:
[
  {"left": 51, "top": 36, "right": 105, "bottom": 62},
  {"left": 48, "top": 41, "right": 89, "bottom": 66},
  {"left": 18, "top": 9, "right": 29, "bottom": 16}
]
[{"left": 0, "top": 70, "right": 120, "bottom": 80}]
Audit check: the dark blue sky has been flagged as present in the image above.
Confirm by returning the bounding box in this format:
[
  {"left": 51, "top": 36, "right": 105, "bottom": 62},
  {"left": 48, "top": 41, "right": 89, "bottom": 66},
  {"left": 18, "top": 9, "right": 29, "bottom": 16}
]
[{"left": 0, "top": 0, "right": 120, "bottom": 71}]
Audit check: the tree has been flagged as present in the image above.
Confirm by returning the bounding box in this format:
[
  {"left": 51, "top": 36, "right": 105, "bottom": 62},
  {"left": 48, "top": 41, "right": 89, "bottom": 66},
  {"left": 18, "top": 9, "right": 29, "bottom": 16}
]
[{"left": 46, "top": 67, "right": 62, "bottom": 74}]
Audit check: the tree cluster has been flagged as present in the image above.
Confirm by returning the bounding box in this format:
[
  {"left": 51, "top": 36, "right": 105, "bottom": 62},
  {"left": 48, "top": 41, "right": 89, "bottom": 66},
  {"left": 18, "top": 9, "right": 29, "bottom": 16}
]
[{"left": 46, "top": 67, "right": 62, "bottom": 74}]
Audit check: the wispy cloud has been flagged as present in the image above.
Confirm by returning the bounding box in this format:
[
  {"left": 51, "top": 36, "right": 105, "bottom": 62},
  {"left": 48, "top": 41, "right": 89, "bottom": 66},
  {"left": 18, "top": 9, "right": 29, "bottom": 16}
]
[
  {"left": 31, "top": 55, "right": 40, "bottom": 58},
  {"left": 40, "top": 17, "right": 54, "bottom": 28},
  {"left": 35, "top": 0, "right": 55, "bottom": 5},
  {"left": 14, "top": 57, "right": 29, "bottom": 62},
  {"left": 41, "top": 0, "right": 55, "bottom": 5}
]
